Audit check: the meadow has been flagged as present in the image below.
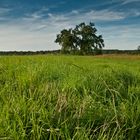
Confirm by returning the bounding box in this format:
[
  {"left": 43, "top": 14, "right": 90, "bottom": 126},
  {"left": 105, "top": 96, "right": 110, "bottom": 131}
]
[{"left": 0, "top": 55, "right": 140, "bottom": 140}]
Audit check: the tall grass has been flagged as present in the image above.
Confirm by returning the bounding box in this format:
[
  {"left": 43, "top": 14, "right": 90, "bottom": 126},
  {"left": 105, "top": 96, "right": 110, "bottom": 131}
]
[{"left": 0, "top": 55, "right": 140, "bottom": 139}]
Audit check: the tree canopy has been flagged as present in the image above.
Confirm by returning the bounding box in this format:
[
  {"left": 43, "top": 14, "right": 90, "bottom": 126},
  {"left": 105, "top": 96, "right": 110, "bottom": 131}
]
[
  {"left": 55, "top": 22, "right": 104, "bottom": 55},
  {"left": 137, "top": 45, "right": 140, "bottom": 51}
]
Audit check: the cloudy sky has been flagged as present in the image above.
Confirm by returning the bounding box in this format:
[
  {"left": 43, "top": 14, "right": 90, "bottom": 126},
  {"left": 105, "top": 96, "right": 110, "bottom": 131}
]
[{"left": 0, "top": 0, "right": 140, "bottom": 51}]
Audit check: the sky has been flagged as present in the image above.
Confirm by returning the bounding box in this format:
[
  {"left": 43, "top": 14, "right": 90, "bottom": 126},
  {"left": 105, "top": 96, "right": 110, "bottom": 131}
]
[{"left": 0, "top": 0, "right": 140, "bottom": 51}]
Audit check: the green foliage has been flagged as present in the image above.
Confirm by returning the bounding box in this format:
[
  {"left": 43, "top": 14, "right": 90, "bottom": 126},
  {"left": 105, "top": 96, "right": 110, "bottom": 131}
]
[
  {"left": 138, "top": 45, "right": 140, "bottom": 51},
  {"left": 0, "top": 55, "right": 140, "bottom": 139},
  {"left": 55, "top": 29, "right": 76, "bottom": 54},
  {"left": 55, "top": 22, "right": 104, "bottom": 55}
]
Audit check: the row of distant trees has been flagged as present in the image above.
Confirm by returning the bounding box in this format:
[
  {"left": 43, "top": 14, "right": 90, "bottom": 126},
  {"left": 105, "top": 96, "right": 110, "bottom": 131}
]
[
  {"left": 55, "top": 22, "right": 104, "bottom": 55},
  {"left": 0, "top": 49, "right": 139, "bottom": 56},
  {"left": 0, "top": 50, "right": 60, "bottom": 55}
]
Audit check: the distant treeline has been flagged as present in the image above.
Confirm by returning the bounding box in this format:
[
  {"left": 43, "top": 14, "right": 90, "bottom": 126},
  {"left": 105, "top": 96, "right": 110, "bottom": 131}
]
[
  {"left": 0, "top": 50, "right": 61, "bottom": 55},
  {"left": 0, "top": 49, "right": 139, "bottom": 55},
  {"left": 102, "top": 49, "right": 140, "bottom": 54}
]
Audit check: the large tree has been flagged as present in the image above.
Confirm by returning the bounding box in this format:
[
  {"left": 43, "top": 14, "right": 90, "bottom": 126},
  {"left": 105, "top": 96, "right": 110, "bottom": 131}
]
[
  {"left": 55, "top": 22, "right": 104, "bottom": 55},
  {"left": 55, "top": 29, "right": 78, "bottom": 54},
  {"left": 138, "top": 45, "right": 140, "bottom": 51}
]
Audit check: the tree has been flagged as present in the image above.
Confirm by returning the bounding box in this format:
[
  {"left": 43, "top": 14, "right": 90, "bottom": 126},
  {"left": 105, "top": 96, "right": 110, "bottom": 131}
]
[
  {"left": 55, "top": 29, "right": 78, "bottom": 54},
  {"left": 137, "top": 45, "right": 140, "bottom": 51},
  {"left": 55, "top": 22, "right": 104, "bottom": 55}
]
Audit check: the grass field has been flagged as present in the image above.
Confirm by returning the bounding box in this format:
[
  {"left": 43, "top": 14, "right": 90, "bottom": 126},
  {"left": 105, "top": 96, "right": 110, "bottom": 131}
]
[{"left": 0, "top": 55, "right": 140, "bottom": 140}]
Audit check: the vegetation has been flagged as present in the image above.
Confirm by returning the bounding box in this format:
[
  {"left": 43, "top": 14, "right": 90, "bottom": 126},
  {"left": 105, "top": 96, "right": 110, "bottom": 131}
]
[
  {"left": 0, "top": 49, "right": 140, "bottom": 56},
  {"left": 138, "top": 45, "right": 140, "bottom": 51},
  {"left": 0, "top": 55, "right": 140, "bottom": 139},
  {"left": 55, "top": 22, "right": 104, "bottom": 55}
]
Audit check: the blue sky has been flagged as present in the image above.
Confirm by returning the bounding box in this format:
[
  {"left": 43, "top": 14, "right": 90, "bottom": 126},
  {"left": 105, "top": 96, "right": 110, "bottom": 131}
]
[{"left": 0, "top": 0, "right": 140, "bottom": 51}]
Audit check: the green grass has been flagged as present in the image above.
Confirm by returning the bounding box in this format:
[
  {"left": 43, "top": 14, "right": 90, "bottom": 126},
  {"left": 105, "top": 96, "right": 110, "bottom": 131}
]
[{"left": 0, "top": 55, "right": 140, "bottom": 140}]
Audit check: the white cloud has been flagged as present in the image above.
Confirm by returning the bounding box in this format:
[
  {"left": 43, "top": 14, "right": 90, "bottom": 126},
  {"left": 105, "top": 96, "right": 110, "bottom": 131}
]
[
  {"left": 0, "top": 8, "right": 11, "bottom": 21},
  {"left": 84, "top": 10, "right": 125, "bottom": 21},
  {"left": 24, "top": 7, "right": 49, "bottom": 21},
  {"left": 122, "top": 0, "right": 140, "bottom": 4},
  {"left": 46, "top": 9, "right": 126, "bottom": 24},
  {"left": 71, "top": 10, "right": 79, "bottom": 14},
  {"left": 0, "top": 24, "right": 59, "bottom": 51},
  {"left": 131, "top": 10, "right": 140, "bottom": 17},
  {"left": 99, "top": 25, "right": 140, "bottom": 50},
  {"left": 0, "top": 7, "right": 11, "bottom": 15}
]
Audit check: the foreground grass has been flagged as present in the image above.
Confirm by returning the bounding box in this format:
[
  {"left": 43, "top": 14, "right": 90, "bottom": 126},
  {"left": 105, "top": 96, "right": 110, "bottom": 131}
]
[{"left": 0, "top": 55, "right": 140, "bottom": 140}]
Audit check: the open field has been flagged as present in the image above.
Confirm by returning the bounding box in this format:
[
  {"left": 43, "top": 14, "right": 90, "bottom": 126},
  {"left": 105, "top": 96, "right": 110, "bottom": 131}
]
[{"left": 0, "top": 55, "right": 140, "bottom": 140}]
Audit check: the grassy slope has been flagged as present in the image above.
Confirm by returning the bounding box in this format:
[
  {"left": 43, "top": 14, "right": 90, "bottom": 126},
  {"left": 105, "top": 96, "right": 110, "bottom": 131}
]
[{"left": 0, "top": 55, "right": 140, "bottom": 140}]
